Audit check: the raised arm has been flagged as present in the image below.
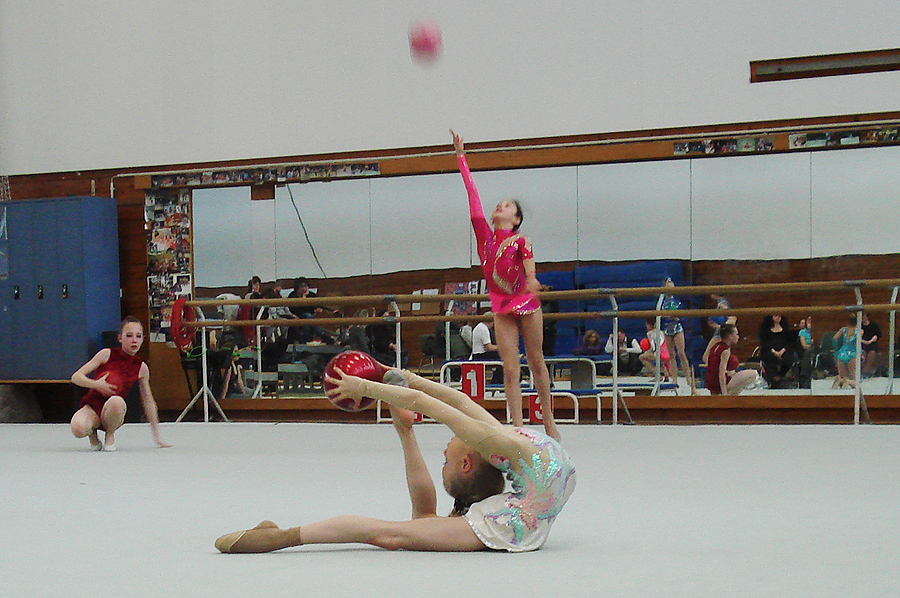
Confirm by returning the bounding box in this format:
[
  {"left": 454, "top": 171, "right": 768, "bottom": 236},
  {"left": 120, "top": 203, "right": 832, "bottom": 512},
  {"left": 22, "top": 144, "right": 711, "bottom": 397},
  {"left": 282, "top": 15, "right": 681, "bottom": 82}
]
[
  {"left": 390, "top": 405, "right": 437, "bottom": 519},
  {"left": 451, "top": 129, "right": 491, "bottom": 242}
]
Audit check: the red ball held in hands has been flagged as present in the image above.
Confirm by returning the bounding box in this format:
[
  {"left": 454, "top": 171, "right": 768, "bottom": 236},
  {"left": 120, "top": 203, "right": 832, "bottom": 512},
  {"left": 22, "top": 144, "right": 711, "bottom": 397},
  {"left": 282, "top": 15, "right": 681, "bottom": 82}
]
[{"left": 322, "top": 350, "right": 387, "bottom": 412}]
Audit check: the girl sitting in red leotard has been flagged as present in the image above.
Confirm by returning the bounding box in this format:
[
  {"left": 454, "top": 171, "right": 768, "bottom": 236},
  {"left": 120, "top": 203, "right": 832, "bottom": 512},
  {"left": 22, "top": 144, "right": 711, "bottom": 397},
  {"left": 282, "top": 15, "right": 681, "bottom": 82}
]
[{"left": 705, "top": 323, "right": 758, "bottom": 395}]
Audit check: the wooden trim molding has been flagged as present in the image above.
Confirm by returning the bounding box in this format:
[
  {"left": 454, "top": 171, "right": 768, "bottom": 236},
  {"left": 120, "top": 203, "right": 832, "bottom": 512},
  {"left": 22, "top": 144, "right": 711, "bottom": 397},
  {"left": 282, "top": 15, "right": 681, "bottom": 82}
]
[{"left": 751, "top": 48, "right": 900, "bottom": 83}]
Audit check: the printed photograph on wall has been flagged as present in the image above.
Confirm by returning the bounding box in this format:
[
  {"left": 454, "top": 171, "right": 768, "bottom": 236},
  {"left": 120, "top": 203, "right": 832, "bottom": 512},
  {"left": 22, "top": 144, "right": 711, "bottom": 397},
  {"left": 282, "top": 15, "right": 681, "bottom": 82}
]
[
  {"left": 443, "top": 281, "right": 478, "bottom": 316},
  {"left": 145, "top": 188, "right": 192, "bottom": 343}
]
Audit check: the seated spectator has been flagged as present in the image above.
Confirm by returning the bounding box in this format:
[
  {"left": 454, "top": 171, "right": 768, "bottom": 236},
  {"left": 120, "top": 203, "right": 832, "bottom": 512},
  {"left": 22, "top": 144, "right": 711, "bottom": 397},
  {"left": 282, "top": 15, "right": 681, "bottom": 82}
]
[
  {"left": 706, "top": 323, "right": 758, "bottom": 395},
  {"left": 574, "top": 329, "right": 604, "bottom": 356},
  {"left": 371, "top": 309, "right": 407, "bottom": 367},
  {"left": 605, "top": 330, "right": 642, "bottom": 375},
  {"left": 287, "top": 277, "right": 317, "bottom": 343},
  {"left": 208, "top": 328, "right": 247, "bottom": 400},
  {"left": 639, "top": 318, "right": 671, "bottom": 379},
  {"left": 459, "top": 322, "right": 473, "bottom": 351},
  {"left": 469, "top": 315, "right": 499, "bottom": 361},
  {"left": 215, "top": 292, "right": 245, "bottom": 348},
  {"left": 287, "top": 277, "right": 337, "bottom": 345},
  {"left": 758, "top": 314, "right": 799, "bottom": 389},
  {"left": 861, "top": 312, "right": 882, "bottom": 377},
  {"left": 339, "top": 309, "right": 371, "bottom": 353}
]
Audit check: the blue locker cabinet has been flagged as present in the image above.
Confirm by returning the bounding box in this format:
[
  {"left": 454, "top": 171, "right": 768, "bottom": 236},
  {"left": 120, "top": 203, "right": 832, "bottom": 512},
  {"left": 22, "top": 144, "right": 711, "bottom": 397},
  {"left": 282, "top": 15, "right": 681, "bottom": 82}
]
[{"left": 0, "top": 197, "right": 120, "bottom": 380}]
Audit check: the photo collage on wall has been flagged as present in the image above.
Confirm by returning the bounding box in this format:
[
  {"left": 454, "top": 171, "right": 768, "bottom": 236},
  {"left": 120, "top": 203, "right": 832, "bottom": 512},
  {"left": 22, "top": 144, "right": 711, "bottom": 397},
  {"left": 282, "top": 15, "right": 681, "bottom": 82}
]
[
  {"left": 673, "top": 136, "right": 774, "bottom": 156},
  {"left": 788, "top": 126, "right": 900, "bottom": 149},
  {"left": 149, "top": 162, "right": 380, "bottom": 189},
  {"left": 443, "top": 281, "right": 482, "bottom": 315},
  {"left": 145, "top": 188, "right": 192, "bottom": 343}
]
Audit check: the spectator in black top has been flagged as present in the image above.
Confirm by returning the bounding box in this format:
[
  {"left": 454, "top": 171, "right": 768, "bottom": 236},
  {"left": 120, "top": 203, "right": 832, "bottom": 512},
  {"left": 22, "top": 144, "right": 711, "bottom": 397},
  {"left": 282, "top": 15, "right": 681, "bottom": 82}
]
[
  {"left": 758, "top": 315, "right": 799, "bottom": 389},
  {"left": 287, "top": 277, "right": 319, "bottom": 343},
  {"left": 861, "top": 312, "right": 882, "bottom": 377}
]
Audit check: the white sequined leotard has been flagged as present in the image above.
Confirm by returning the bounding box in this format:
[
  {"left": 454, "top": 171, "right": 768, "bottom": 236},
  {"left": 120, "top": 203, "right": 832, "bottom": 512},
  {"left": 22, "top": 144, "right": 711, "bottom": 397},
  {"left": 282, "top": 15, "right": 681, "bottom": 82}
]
[{"left": 464, "top": 427, "right": 576, "bottom": 552}]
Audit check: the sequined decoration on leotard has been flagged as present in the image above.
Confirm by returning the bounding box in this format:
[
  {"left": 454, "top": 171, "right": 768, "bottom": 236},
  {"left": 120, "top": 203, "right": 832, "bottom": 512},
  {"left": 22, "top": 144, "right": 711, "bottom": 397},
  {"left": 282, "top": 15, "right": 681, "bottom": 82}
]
[
  {"left": 661, "top": 294, "right": 684, "bottom": 336},
  {"left": 457, "top": 154, "right": 540, "bottom": 316},
  {"left": 485, "top": 428, "right": 576, "bottom": 546}
]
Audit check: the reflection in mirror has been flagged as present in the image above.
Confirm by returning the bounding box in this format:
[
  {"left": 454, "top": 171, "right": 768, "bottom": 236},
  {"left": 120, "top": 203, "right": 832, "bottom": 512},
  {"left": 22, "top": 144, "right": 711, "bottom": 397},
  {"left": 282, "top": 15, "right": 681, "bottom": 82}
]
[{"left": 190, "top": 145, "right": 900, "bottom": 399}]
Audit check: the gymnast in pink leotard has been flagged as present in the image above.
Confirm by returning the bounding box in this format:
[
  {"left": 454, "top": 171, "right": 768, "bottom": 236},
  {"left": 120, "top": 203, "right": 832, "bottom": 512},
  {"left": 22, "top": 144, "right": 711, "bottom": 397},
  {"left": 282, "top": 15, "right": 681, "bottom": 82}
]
[{"left": 451, "top": 129, "right": 559, "bottom": 441}]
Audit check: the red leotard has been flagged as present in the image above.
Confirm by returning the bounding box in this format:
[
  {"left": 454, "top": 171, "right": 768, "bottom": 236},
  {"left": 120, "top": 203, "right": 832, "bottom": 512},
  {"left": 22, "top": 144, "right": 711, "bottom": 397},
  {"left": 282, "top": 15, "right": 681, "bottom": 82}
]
[
  {"left": 705, "top": 341, "right": 739, "bottom": 394},
  {"left": 457, "top": 155, "right": 541, "bottom": 315},
  {"left": 79, "top": 347, "right": 144, "bottom": 417}
]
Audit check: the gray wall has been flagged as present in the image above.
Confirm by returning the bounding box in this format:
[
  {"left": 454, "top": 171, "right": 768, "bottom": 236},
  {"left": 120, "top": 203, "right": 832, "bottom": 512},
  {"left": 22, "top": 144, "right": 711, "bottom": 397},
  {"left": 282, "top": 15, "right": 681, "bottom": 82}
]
[{"left": 2, "top": 0, "right": 899, "bottom": 174}]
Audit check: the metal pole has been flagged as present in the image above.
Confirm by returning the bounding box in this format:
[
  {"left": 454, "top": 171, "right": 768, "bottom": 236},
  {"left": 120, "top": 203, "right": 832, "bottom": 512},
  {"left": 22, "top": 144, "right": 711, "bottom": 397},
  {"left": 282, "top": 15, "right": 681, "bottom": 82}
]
[
  {"left": 887, "top": 287, "right": 898, "bottom": 394},
  {"left": 611, "top": 296, "right": 619, "bottom": 425},
  {"left": 853, "top": 289, "right": 863, "bottom": 425}
]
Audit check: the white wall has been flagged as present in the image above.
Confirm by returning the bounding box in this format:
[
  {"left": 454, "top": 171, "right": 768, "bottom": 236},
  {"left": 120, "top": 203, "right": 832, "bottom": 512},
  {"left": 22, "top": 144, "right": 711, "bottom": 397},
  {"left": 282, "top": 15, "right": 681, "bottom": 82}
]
[
  {"left": 2, "top": 0, "right": 899, "bottom": 174},
  {"left": 192, "top": 145, "right": 900, "bottom": 288}
]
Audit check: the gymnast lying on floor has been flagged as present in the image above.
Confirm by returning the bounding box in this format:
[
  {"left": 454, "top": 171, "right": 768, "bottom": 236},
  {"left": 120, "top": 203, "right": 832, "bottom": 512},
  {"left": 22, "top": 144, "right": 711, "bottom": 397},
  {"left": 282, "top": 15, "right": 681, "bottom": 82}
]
[{"left": 215, "top": 367, "right": 576, "bottom": 553}]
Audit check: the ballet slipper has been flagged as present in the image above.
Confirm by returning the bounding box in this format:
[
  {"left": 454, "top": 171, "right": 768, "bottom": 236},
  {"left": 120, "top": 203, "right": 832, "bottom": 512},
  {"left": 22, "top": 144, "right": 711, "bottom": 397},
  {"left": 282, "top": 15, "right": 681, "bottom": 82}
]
[
  {"left": 215, "top": 530, "right": 248, "bottom": 553},
  {"left": 103, "top": 443, "right": 116, "bottom": 452},
  {"left": 216, "top": 521, "right": 287, "bottom": 553},
  {"left": 89, "top": 431, "right": 102, "bottom": 451}
]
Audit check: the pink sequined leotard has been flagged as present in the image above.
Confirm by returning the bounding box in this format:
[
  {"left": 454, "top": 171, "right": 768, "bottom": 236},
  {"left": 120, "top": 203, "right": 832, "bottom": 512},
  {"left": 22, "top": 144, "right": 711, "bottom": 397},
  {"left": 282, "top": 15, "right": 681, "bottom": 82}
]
[{"left": 457, "top": 154, "right": 541, "bottom": 315}]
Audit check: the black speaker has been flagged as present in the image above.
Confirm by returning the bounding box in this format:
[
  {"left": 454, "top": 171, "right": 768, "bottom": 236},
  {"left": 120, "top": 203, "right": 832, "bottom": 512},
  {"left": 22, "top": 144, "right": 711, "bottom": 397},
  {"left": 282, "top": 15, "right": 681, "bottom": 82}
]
[{"left": 100, "top": 331, "right": 119, "bottom": 349}]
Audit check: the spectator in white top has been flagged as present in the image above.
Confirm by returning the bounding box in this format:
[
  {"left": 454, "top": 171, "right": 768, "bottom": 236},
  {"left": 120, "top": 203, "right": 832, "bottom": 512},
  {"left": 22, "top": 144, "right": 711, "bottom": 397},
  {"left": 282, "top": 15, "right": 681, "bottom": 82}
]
[
  {"left": 470, "top": 314, "right": 498, "bottom": 360},
  {"left": 605, "top": 330, "right": 643, "bottom": 375}
]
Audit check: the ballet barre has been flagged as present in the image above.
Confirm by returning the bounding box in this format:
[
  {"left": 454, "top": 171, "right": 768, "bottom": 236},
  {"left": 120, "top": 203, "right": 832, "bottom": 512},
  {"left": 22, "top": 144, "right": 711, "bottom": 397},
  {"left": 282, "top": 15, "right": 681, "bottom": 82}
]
[{"left": 173, "top": 277, "right": 900, "bottom": 425}]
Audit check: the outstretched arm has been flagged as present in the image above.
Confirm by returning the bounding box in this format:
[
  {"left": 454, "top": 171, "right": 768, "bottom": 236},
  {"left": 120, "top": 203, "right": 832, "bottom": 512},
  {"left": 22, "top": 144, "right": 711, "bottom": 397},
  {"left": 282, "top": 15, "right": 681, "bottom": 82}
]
[
  {"left": 326, "top": 369, "right": 530, "bottom": 464},
  {"left": 451, "top": 129, "right": 491, "bottom": 245},
  {"left": 400, "top": 369, "right": 499, "bottom": 428}
]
